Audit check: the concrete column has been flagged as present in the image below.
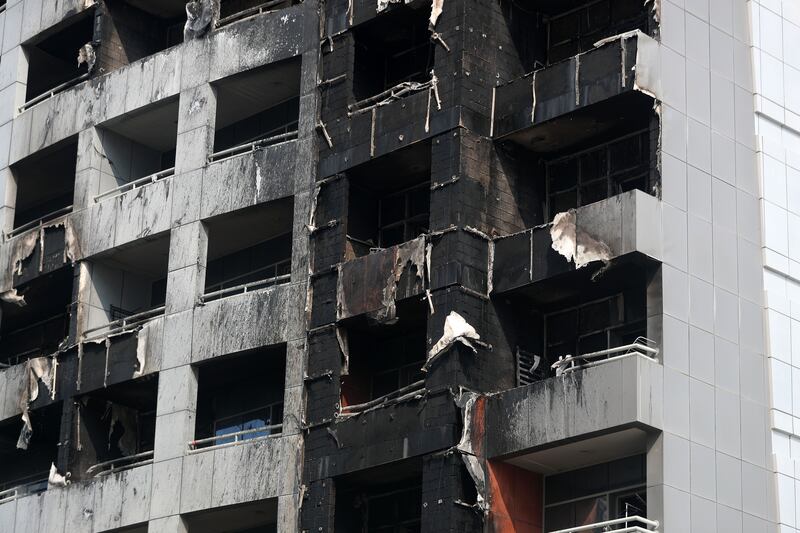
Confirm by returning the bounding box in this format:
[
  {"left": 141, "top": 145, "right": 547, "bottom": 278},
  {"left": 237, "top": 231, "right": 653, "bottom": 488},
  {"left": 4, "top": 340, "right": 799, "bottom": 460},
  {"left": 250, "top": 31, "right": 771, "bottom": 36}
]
[
  {"left": 153, "top": 364, "right": 198, "bottom": 462},
  {"left": 73, "top": 128, "right": 103, "bottom": 210},
  {"left": 174, "top": 83, "right": 216, "bottom": 175},
  {"left": 0, "top": 44, "right": 29, "bottom": 233},
  {"left": 165, "top": 221, "right": 208, "bottom": 317}
]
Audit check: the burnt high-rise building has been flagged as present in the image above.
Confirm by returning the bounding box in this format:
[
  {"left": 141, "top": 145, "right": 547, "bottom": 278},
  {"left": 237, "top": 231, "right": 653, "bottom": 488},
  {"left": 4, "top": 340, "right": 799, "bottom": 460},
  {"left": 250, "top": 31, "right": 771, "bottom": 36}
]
[{"left": 0, "top": 0, "right": 795, "bottom": 532}]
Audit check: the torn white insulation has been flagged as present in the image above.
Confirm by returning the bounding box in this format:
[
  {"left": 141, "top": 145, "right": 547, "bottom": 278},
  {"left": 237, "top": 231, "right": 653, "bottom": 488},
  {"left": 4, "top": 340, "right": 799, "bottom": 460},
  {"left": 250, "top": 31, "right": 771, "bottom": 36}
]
[
  {"left": 425, "top": 312, "right": 481, "bottom": 371},
  {"left": 632, "top": 32, "right": 660, "bottom": 99},
  {"left": 336, "top": 326, "right": 350, "bottom": 375},
  {"left": 0, "top": 289, "right": 26, "bottom": 306},
  {"left": 77, "top": 43, "right": 96, "bottom": 73},
  {"left": 12, "top": 230, "right": 39, "bottom": 276},
  {"left": 462, "top": 454, "right": 486, "bottom": 510},
  {"left": 455, "top": 391, "right": 487, "bottom": 511},
  {"left": 549, "top": 210, "right": 612, "bottom": 270},
  {"left": 377, "top": 0, "right": 410, "bottom": 12},
  {"left": 17, "top": 357, "right": 53, "bottom": 449},
  {"left": 48, "top": 463, "right": 70, "bottom": 487},
  {"left": 429, "top": 0, "right": 444, "bottom": 29},
  {"left": 134, "top": 326, "right": 148, "bottom": 378}
]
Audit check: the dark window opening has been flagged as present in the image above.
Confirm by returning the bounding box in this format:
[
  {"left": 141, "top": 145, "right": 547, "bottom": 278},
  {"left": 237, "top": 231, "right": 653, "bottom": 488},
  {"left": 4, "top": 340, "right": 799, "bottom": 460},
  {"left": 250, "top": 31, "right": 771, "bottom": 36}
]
[
  {"left": 346, "top": 141, "right": 431, "bottom": 257},
  {"left": 96, "top": 96, "right": 179, "bottom": 198},
  {"left": 0, "top": 267, "right": 73, "bottom": 366},
  {"left": 340, "top": 301, "right": 427, "bottom": 408},
  {"left": 203, "top": 198, "right": 294, "bottom": 299},
  {"left": 217, "top": 0, "right": 300, "bottom": 27},
  {"left": 0, "top": 402, "right": 62, "bottom": 496},
  {"left": 194, "top": 346, "right": 286, "bottom": 448},
  {"left": 99, "top": 0, "right": 186, "bottom": 73},
  {"left": 11, "top": 138, "right": 78, "bottom": 231},
  {"left": 544, "top": 455, "right": 647, "bottom": 532},
  {"left": 545, "top": 0, "right": 649, "bottom": 64},
  {"left": 24, "top": 10, "right": 95, "bottom": 104},
  {"left": 77, "top": 376, "right": 157, "bottom": 476},
  {"left": 335, "top": 461, "right": 423, "bottom": 533},
  {"left": 546, "top": 130, "right": 651, "bottom": 217},
  {"left": 84, "top": 233, "right": 169, "bottom": 339},
  {"left": 352, "top": 4, "right": 435, "bottom": 103},
  {"left": 212, "top": 58, "right": 301, "bottom": 157},
  {"left": 183, "top": 499, "right": 279, "bottom": 533}
]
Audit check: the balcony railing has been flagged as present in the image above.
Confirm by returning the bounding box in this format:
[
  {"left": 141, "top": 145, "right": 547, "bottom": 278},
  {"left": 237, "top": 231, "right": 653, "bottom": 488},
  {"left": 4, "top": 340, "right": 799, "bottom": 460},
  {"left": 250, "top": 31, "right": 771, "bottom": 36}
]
[
  {"left": 86, "top": 450, "right": 154, "bottom": 477},
  {"left": 550, "top": 337, "right": 659, "bottom": 377},
  {"left": 187, "top": 423, "right": 283, "bottom": 453},
  {"left": 19, "top": 73, "right": 91, "bottom": 113},
  {"left": 0, "top": 476, "right": 48, "bottom": 504},
  {"left": 215, "top": 0, "right": 292, "bottom": 28},
  {"left": 549, "top": 515, "right": 659, "bottom": 533},
  {"left": 93, "top": 167, "right": 175, "bottom": 203},
  {"left": 6, "top": 205, "right": 73, "bottom": 240},
  {"left": 208, "top": 126, "right": 298, "bottom": 163},
  {"left": 340, "top": 379, "right": 426, "bottom": 416},
  {"left": 200, "top": 271, "right": 291, "bottom": 304},
  {"left": 81, "top": 306, "right": 165, "bottom": 343}
]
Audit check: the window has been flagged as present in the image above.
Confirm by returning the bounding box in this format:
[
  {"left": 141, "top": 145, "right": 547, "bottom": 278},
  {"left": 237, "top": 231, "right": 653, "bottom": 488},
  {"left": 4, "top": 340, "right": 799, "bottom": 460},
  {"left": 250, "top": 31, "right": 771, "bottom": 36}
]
[
  {"left": 366, "top": 484, "right": 422, "bottom": 533},
  {"left": 378, "top": 183, "right": 430, "bottom": 249},
  {"left": 213, "top": 402, "right": 284, "bottom": 444},
  {"left": 546, "top": 0, "right": 648, "bottom": 64},
  {"left": 546, "top": 130, "right": 650, "bottom": 217}
]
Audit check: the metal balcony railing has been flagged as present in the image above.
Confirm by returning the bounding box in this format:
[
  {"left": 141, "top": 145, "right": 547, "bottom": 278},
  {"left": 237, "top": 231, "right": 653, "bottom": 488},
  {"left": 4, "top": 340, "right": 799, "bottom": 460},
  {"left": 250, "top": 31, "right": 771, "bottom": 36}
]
[
  {"left": 550, "top": 337, "right": 659, "bottom": 377},
  {"left": 187, "top": 423, "right": 283, "bottom": 453},
  {"left": 549, "top": 515, "right": 659, "bottom": 533},
  {"left": 19, "top": 73, "right": 91, "bottom": 113},
  {"left": 340, "top": 379, "right": 426, "bottom": 416},
  {"left": 93, "top": 167, "right": 175, "bottom": 203},
  {"left": 200, "top": 272, "right": 290, "bottom": 304},
  {"left": 208, "top": 127, "right": 298, "bottom": 163},
  {"left": 86, "top": 450, "right": 154, "bottom": 477},
  {"left": 0, "top": 476, "right": 48, "bottom": 504},
  {"left": 215, "top": 0, "right": 293, "bottom": 28},
  {"left": 81, "top": 306, "right": 165, "bottom": 343},
  {"left": 5, "top": 205, "right": 73, "bottom": 240}
]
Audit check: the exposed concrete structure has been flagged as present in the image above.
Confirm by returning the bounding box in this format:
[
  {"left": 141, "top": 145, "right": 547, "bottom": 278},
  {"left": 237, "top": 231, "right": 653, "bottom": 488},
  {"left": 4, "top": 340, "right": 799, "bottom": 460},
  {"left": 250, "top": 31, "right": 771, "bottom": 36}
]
[{"left": 0, "top": 0, "right": 786, "bottom": 532}]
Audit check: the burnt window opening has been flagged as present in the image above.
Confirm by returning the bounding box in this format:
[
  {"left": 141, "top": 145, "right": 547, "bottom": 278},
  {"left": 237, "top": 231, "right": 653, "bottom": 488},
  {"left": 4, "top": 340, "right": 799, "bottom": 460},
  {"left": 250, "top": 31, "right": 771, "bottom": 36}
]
[
  {"left": 546, "top": 130, "right": 652, "bottom": 218},
  {"left": 98, "top": 0, "right": 186, "bottom": 74},
  {"left": 10, "top": 138, "right": 78, "bottom": 233},
  {"left": 545, "top": 0, "right": 650, "bottom": 64},
  {"left": 544, "top": 455, "right": 647, "bottom": 531},
  {"left": 183, "top": 499, "right": 279, "bottom": 532},
  {"left": 217, "top": 0, "right": 300, "bottom": 28},
  {"left": 352, "top": 4, "right": 435, "bottom": 104},
  {"left": 0, "top": 402, "right": 62, "bottom": 496},
  {"left": 203, "top": 198, "right": 294, "bottom": 301},
  {"left": 340, "top": 301, "right": 427, "bottom": 409},
  {"left": 0, "top": 268, "right": 73, "bottom": 366},
  {"left": 335, "top": 461, "right": 423, "bottom": 533},
  {"left": 23, "top": 10, "right": 96, "bottom": 106},
  {"left": 194, "top": 346, "right": 286, "bottom": 449},
  {"left": 211, "top": 58, "right": 301, "bottom": 159},
  {"left": 346, "top": 141, "right": 431, "bottom": 257},
  {"left": 83, "top": 233, "right": 169, "bottom": 340},
  {"left": 95, "top": 96, "right": 179, "bottom": 200},
  {"left": 77, "top": 376, "right": 158, "bottom": 477}
]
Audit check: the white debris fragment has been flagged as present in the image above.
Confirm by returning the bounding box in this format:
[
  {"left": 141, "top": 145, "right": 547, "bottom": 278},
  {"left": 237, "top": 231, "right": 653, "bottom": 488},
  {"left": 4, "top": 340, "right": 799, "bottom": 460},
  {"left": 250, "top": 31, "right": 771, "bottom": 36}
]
[
  {"left": 17, "top": 357, "right": 54, "bottom": 450},
  {"left": 77, "top": 43, "right": 96, "bottom": 73},
  {"left": 184, "top": 0, "right": 215, "bottom": 40},
  {"left": 429, "top": 0, "right": 444, "bottom": 29},
  {"left": 48, "top": 463, "right": 70, "bottom": 487},
  {"left": 425, "top": 312, "right": 481, "bottom": 370},
  {"left": 377, "top": 0, "right": 409, "bottom": 13},
  {"left": 0, "top": 288, "right": 26, "bottom": 307},
  {"left": 549, "top": 210, "right": 612, "bottom": 269}
]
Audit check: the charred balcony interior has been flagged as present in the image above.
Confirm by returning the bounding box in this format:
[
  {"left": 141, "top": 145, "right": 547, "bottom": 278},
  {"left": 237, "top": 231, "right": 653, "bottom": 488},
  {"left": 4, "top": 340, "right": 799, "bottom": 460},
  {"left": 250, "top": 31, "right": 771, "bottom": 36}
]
[
  {"left": 183, "top": 499, "right": 279, "bottom": 532},
  {"left": 345, "top": 141, "right": 431, "bottom": 257},
  {"left": 0, "top": 267, "right": 73, "bottom": 367},
  {"left": 83, "top": 233, "right": 169, "bottom": 340},
  {"left": 203, "top": 198, "right": 294, "bottom": 301},
  {"left": 334, "top": 459, "right": 423, "bottom": 533},
  {"left": 218, "top": 0, "right": 300, "bottom": 28},
  {"left": 0, "top": 402, "right": 62, "bottom": 497},
  {"left": 543, "top": 455, "right": 647, "bottom": 532},
  {"left": 193, "top": 345, "right": 286, "bottom": 449},
  {"left": 351, "top": 2, "right": 435, "bottom": 106},
  {"left": 10, "top": 138, "right": 78, "bottom": 233},
  {"left": 501, "top": 261, "right": 657, "bottom": 385},
  {"left": 23, "top": 9, "right": 96, "bottom": 106},
  {"left": 340, "top": 300, "right": 427, "bottom": 411},
  {"left": 99, "top": 0, "right": 186, "bottom": 68},
  {"left": 211, "top": 57, "right": 301, "bottom": 160},
  {"left": 74, "top": 376, "right": 158, "bottom": 478},
  {"left": 95, "top": 96, "right": 179, "bottom": 199}
]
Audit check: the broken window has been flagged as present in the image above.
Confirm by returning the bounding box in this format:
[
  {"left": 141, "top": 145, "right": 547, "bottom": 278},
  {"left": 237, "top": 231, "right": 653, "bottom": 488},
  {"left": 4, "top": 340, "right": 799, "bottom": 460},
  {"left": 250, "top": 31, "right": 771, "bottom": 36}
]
[
  {"left": 352, "top": 4, "right": 435, "bottom": 104},
  {"left": 335, "top": 461, "right": 423, "bottom": 533},
  {"left": 217, "top": 0, "right": 300, "bottom": 28},
  {"left": 94, "top": 96, "right": 179, "bottom": 201},
  {"left": 346, "top": 141, "right": 431, "bottom": 256},
  {"left": 203, "top": 198, "right": 294, "bottom": 302},
  {"left": 77, "top": 376, "right": 157, "bottom": 477},
  {"left": 82, "top": 233, "right": 169, "bottom": 341},
  {"left": 211, "top": 58, "right": 301, "bottom": 161},
  {"left": 0, "top": 402, "right": 61, "bottom": 500},
  {"left": 183, "top": 499, "right": 279, "bottom": 532},
  {"left": 193, "top": 346, "right": 286, "bottom": 449},
  {"left": 340, "top": 301, "right": 427, "bottom": 409},
  {"left": 23, "top": 10, "right": 96, "bottom": 109},
  {"left": 9, "top": 137, "right": 78, "bottom": 235},
  {"left": 0, "top": 267, "right": 73, "bottom": 366},
  {"left": 544, "top": 455, "right": 647, "bottom": 532},
  {"left": 545, "top": 0, "right": 649, "bottom": 64},
  {"left": 546, "top": 130, "right": 651, "bottom": 217}
]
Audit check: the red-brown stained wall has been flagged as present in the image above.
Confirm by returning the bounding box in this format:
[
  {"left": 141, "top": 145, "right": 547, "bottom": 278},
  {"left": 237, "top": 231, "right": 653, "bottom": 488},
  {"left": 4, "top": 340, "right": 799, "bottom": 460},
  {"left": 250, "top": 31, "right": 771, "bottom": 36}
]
[{"left": 488, "top": 460, "right": 544, "bottom": 533}]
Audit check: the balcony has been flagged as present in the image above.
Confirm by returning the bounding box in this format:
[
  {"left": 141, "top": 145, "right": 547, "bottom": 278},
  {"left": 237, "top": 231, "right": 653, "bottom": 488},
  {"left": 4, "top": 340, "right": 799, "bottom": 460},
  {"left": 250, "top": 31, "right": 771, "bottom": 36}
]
[{"left": 492, "top": 31, "right": 660, "bottom": 151}]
